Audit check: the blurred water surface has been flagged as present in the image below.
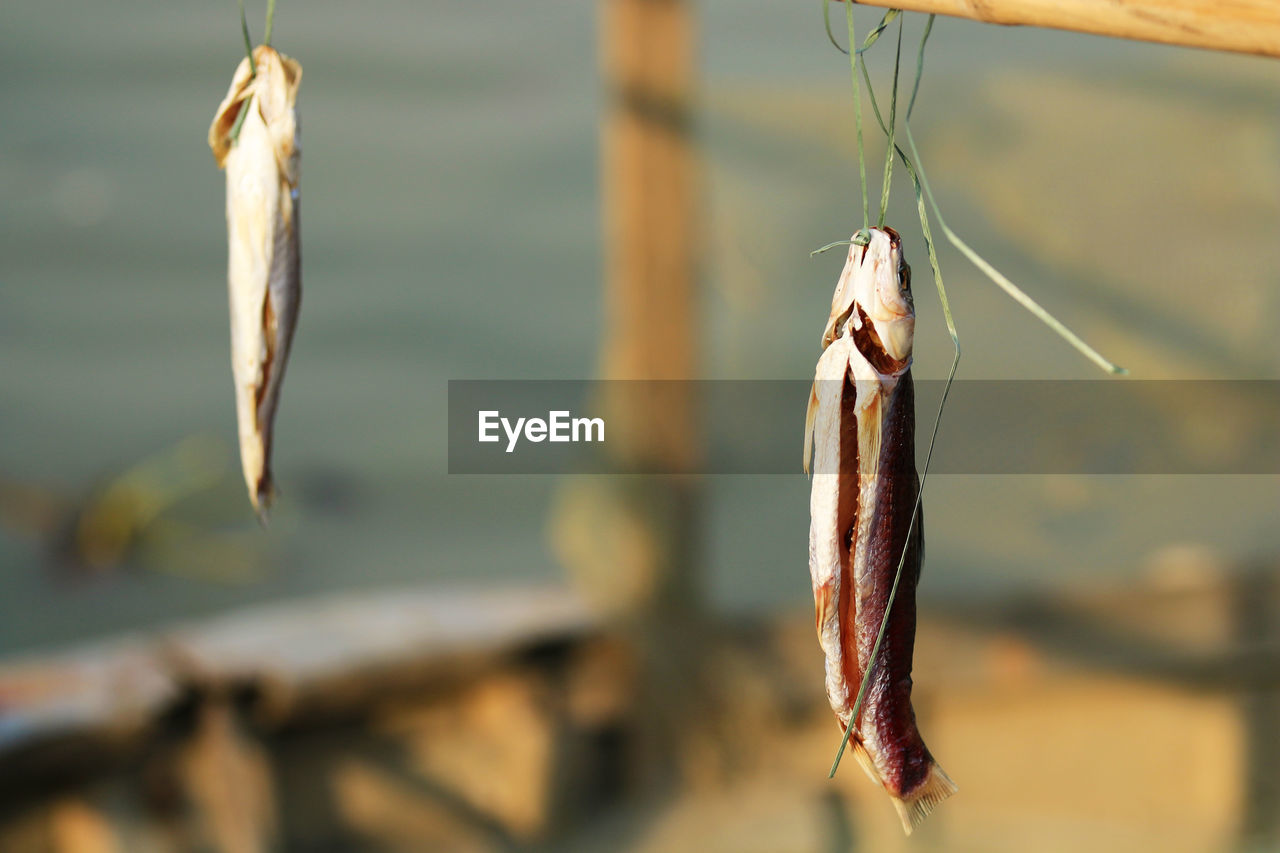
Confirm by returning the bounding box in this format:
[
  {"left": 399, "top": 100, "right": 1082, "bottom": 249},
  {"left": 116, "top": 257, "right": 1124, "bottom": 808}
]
[{"left": 0, "top": 0, "right": 1278, "bottom": 653}]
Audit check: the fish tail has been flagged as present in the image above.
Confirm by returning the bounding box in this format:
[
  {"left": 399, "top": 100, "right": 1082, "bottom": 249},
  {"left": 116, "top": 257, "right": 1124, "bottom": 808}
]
[
  {"left": 248, "top": 468, "right": 276, "bottom": 525},
  {"left": 890, "top": 761, "right": 957, "bottom": 835}
]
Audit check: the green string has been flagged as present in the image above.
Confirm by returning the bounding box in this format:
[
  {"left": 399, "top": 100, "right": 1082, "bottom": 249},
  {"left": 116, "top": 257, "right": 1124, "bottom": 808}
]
[
  {"left": 820, "top": 3, "right": 902, "bottom": 232},
  {"left": 899, "top": 18, "right": 1125, "bottom": 374},
  {"left": 859, "top": 19, "right": 955, "bottom": 343},
  {"left": 264, "top": 0, "right": 277, "bottom": 45},
  {"left": 819, "top": 11, "right": 1121, "bottom": 373},
  {"left": 844, "top": 1, "right": 868, "bottom": 228},
  {"left": 229, "top": 0, "right": 257, "bottom": 145},
  {"left": 230, "top": 0, "right": 281, "bottom": 147},
  {"left": 822, "top": 0, "right": 844, "bottom": 54},
  {"left": 903, "top": 119, "right": 1126, "bottom": 373},
  {"left": 824, "top": 4, "right": 900, "bottom": 57},
  {"left": 810, "top": 236, "right": 866, "bottom": 257},
  {"left": 858, "top": 8, "right": 901, "bottom": 54},
  {"left": 876, "top": 17, "right": 902, "bottom": 228},
  {"left": 239, "top": 0, "right": 256, "bottom": 74}
]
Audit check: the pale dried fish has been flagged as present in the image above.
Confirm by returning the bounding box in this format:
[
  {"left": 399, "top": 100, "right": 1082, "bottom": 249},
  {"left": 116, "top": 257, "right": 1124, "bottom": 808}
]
[
  {"left": 209, "top": 45, "right": 302, "bottom": 518},
  {"left": 805, "top": 227, "right": 955, "bottom": 833}
]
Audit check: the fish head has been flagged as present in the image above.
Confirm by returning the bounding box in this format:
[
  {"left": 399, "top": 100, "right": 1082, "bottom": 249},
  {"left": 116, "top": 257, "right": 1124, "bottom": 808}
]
[
  {"left": 852, "top": 227, "right": 914, "bottom": 364},
  {"left": 822, "top": 231, "right": 884, "bottom": 349}
]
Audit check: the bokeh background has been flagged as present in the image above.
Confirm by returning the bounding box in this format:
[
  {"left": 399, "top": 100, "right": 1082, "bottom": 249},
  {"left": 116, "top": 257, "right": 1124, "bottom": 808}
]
[{"left": 1, "top": 1, "right": 1279, "bottom": 851}]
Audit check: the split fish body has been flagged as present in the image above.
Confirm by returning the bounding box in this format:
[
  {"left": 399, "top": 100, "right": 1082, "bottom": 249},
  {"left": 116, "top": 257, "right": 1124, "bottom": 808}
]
[
  {"left": 208, "top": 46, "right": 302, "bottom": 518},
  {"left": 804, "top": 227, "right": 955, "bottom": 833}
]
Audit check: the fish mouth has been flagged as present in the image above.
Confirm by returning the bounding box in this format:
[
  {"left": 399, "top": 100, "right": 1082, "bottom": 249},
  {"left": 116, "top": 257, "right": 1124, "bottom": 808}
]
[
  {"left": 820, "top": 227, "right": 916, "bottom": 366},
  {"left": 855, "top": 228, "right": 915, "bottom": 367},
  {"left": 872, "top": 227, "right": 915, "bottom": 320}
]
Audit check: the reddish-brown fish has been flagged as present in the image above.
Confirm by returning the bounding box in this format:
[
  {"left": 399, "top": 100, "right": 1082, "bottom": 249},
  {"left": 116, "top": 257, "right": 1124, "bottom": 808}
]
[{"left": 804, "top": 227, "right": 955, "bottom": 833}]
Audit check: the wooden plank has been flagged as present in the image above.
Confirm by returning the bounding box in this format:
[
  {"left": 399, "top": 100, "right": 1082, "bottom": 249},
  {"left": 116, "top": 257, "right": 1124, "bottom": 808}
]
[
  {"left": 846, "top": 0, "right": 1280, "bottom": 59},
  {"left": 0, "top": 585, "right": 593, "bottom": 760},
  {"left": 4, "top": 569, "right": 1280, "bottom": 848}
]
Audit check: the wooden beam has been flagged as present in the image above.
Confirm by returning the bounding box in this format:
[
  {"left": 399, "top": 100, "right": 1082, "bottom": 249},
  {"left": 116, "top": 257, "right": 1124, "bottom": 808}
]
[{"left": 848, "top": 0, "right": 1280, "bottom": 59}]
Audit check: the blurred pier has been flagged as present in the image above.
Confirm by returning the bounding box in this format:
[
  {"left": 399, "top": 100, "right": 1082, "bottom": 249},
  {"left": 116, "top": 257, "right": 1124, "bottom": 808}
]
[{"left": 2, "top": 558, "right": 1279, "bottom": 852}]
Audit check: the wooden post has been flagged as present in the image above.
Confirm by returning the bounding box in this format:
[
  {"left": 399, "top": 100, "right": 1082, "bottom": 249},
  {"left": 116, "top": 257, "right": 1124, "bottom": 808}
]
[
  {"left": 845, "top": 0, "right": 1280, "bottom": 59},
  {"left": 1234, "top": 565, "right": 1280, "bottom": 849},
  {"left": 552, "top": 0, "right": 704, "bottom": 790},
  {"left": 552, "top": 0, "right": 701, "bottom": 620},
  {"left": 600, "top": 0, "right": 697, "bottom": 388}
]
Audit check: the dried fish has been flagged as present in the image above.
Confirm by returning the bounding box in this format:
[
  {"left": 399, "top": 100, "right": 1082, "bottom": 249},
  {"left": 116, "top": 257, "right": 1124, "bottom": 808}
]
[
  {"left": 805, "top": 227, "right": 955, "bottom": 833},
  {"left": 209, "top": 45, "right": 302, "bottom": 518}
]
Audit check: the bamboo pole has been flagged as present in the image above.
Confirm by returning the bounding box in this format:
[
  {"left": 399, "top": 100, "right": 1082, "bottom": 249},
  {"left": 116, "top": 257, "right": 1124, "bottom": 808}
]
[{"left": 847, "top": 0, "right": 1280, "bottom": 59}]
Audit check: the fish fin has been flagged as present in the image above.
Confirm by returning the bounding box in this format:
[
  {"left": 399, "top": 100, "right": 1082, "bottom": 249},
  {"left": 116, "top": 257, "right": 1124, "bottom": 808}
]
[
  {"left": 813, "top": 578, "right": 828, "bottom": 636},
  {"left": 249, "top": 473, "right": 275, "bottom": 525},
  {"left": 858, "top": 387, "right": 882, "bottom": 479},
  {"left": 846, "top": 356, "right": 883, "bottom": 478},
  {"left": 890, "top": 762, "right": 957, "bottom": 835},
  {"left": 208, "top": 55, "right": 257, "bottom": 167},
  {"left": 803, "top": 383, "right": 819, "bottom": 475}
]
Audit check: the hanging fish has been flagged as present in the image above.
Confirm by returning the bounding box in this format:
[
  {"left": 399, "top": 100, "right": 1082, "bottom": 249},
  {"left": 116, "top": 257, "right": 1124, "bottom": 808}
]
[
  {"left": 804, "top": 227, "right": 955, "bottom": 833},
  {"left": 208, "top": 45, "right": 302, "bottom": 519}
]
